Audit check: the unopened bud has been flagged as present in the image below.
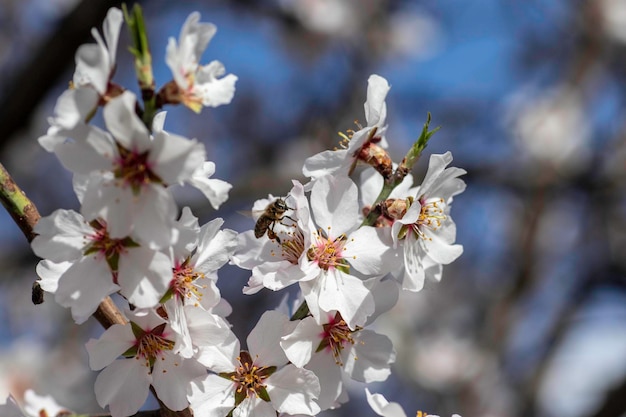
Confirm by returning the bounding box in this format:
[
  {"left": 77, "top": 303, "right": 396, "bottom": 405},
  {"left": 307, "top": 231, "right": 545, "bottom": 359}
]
[
  {"left": 357, "top": 141, "right": 393, "bottom": 179},
  {"left": 383, "top": 197, "right": 413, "bottom": 220}
]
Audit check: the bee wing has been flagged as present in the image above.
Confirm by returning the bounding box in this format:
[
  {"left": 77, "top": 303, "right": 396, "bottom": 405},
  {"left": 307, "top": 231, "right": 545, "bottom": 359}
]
[{"left": 237, "top": 209, "right": 266, "bottom": 220}]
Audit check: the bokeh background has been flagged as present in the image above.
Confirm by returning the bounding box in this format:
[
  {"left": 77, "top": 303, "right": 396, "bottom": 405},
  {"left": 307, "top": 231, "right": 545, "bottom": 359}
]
[{"left": 1, "top": 0, "right": 626, "bottom": 416}]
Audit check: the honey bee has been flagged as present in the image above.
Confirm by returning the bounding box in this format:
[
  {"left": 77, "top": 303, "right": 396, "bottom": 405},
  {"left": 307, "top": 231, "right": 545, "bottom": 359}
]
[{"left": 254, "top": 197, "right": 295, "bottom": 243}]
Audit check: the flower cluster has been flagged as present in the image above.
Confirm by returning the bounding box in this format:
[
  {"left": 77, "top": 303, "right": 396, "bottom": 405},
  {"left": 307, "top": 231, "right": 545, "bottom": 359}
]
[{"left": 24, "top": 6, "right": 466, "bottom": 417}]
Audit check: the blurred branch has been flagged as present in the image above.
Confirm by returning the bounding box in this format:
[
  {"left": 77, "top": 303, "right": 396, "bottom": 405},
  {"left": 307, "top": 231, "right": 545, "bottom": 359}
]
[
  {"left": 0, "top": 162, "right": 40, "bottom": 242},
  {"left": 0, "top": 0, "right": 126, "bottom": 156},
  {"left": 588, "top": 371, "right": 626, "bottom": 417}
]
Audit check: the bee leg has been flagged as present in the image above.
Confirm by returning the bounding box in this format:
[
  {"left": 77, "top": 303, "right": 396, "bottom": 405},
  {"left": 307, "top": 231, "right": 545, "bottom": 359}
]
[
  {"left": 268, "top": 226, "right": 281, "bottom": 244},
  {"left": 279, "top": 215, "right": 297, "bottom": 229}
]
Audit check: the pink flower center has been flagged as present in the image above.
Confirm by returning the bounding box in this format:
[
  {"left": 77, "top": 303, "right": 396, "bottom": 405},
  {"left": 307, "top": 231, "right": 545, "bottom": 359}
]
[
  {"left": 318, "top": 313, "right": 359, "bottom": 366},
  {"left": 307, "top": 231, "right": 349, "bottom": 271},
  {"left": 84, "top": 220, "right": 137, "bottom": 276},
  {"left": 113, "top": 145, "right": 161, "bottom": 193},
  {"left": 86, "top": 221, "right": 127, "bottom": 257},
  {"left": 170, "top": 262, "right": 207, "bottom": 306},
  {"left": 133, "top": 323, "right": 175, "bottom": 369}
]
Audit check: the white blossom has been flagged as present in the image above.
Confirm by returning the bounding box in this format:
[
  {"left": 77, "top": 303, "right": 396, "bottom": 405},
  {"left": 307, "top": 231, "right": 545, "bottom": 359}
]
[
  {"left": 390, "top": 152, "right": 466, "bottom": 291},
  {"left": 41, "top": 92, "right": 207, "bottom": 249},
  {"left": 188, "top": 311, "right": 321, "bottom": 417},
  {"left": 303, "top": 74, "right": 390, "bottom": 186},
  {"left": 166, "top": 12, "right": 238, "bottom": 112},
  {"left": 86, "top": 309, "right": 206, "bottom": 417},
  {"left": 47, "top": 7, "right": 123, "bottom": 133},
  {"left": 366, "top": 388, "right": 462, "bottom": 417},
  {"left": 281, "top": 313, "right": 395, "bottom": 410}
]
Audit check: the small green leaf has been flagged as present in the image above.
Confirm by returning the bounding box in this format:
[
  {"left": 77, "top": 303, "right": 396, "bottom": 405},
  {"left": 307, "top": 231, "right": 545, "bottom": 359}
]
[
  {"left": 234, "top": 388, "right": 246, "bottom": 407},
  {"left": 401, "top": 112, "right": 440, "bottom": 172},
  {"left": 257, "top": 386, "right": 271, "bottom": 402},
  {"left": 122, "top": 345, "right": 138, "bottom": 357},
  {"left": 130, "top": 320, "right": 145, "bottom": 339},
  {"left": 290, "top": 301, "right": 310, "bottom": 321},
  {"left": 159, "top": 288, "right": 174, "bottom": 304}
]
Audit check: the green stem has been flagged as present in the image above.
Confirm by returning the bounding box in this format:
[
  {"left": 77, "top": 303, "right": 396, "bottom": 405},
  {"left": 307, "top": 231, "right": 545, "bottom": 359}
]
[
  {"left": 122, "top": 3, "right": 157, "bottom": 129},
  {"left": 0, "top": 162, "right": 40, "bottom": 242}
]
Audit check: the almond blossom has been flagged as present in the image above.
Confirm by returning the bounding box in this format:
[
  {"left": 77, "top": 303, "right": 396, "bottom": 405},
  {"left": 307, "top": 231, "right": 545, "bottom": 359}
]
[
  {"left": 86, "top": 309, "right": 206, "bottom": 417},
  {"left": 163, "top": 214, "right": 238, "bottom": 357},
  {"left": 0, "top": 391, "right": 72, "bottom": 417},
  {"left": 281, "top": 312, "right": 395, "bottom": 410},
  {"left": 40, "top": 91, "right": 207, "bottom": 248},
  {"left": 165, "top": 12, "right": 238, "bottom": 112},
  {"left": 188, "top": 311, "right": 321, "bottom": 417},
  {"left": 235, "top": 176, "right": 398, "bottom": 329},
  {"left": 22, "top": 390, "right": 73, "bottom": 417},
  {"left": 302, "top": 74, "right": 391, "bottom": 185},
  {"left": 232, "top": 183, "right": 308, "bottom": 295},
  {"left": 390, "top": 152, "right": 466, "bottom": 291},
  {"left": 31, "top": 209, "right": 171, "bottom": 322},
  {"left": 366, "top": 389, "right": 462, "bottom": 417},
  {"left": 47, "top": 7, "right": 123, "bottom": 133},
  {"left": 300, "top": 175, "right": 398, "bottom": 328}
]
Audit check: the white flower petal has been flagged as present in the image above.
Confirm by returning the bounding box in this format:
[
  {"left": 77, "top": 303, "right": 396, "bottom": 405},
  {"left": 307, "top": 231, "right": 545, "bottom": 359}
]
[
  {"left": 402, "top": 237, "right": 426, "bottom": 292},
  {"left": 193, "top": 218, "right": 237, "bottom": 272},
  {"left": 74, "top": 43, "right": 108, "bottom": 94},
  {"left": 196, "top": 68, "right": 238, "bottom": 107},
  {"left": 305, "top": 352, "right": 344, "bottom": 410},
  {"left": 302, "top": 149, "right": 346, "bottom": 179},
  {"left": 150, "top": 131, "right": 205, "bottom": 185},
  {"left": 49, "top": 87, "right": 100, "bottom": 130},
  {"left": 247, "top": 311, "right": 294, "bottom": 366},
  {"left": 345, "top": 226, "right": 398, "bottom": 276},
  {"left": 342, "top": 330, "right": 394, "bottom": 382},
  {"left": 195, "top": 331, "right": 239, "bottom": 372},
  {"left": 152, "top": 353, "right": 206, "bottom": 411},
  {"left": 280, "top": 316, "right": 319, "bottom": 367},
  {"left": 189, "top": 161, "right": 232, "bottom": 209},
  {"left": 55, "top": 256, "right": 119, "bottom": 324},
  {"left": 31, "top": 209, "right": 93, "bottom": 262},
  {"left": 310, "top": 175, "right": 359, "bottom": 234},
  {"left": 117, "top": 247, "right": 171, "bottom": 308},
  {"left": 188, "top": 374, "right": 235, "bottom": 417},
  {"left": 131, "top": 185, "right": 178, "bottom": 249},
  {"left": 102, "top": 8, "right": 123, "bottom": 67},
  {"left": 364, "top": 74, "right": 390, "bottom": 128},
  {"left": 315, "top": 270, "right": 374, "bottom": 329},
  {"left": 103, "top": 92, "right": 151, "bottom": 151},
  {"left": 86, "top": 324, "right": 135, "bottom": 370},
  {"left": 23, "top": 390, "right": 70, "bottom": 417},
  {"left": 35, "top": 260, "right": 70, "bottom": 293},
  {"left": 422, "top": 228, "right": 463, "bottom": 265},
  {"left": 365, "top": 389, "right": 408, "bottom": 417},
  {"left": 267, "top": 365, "right": 321, "bottom": 415},
  {"left": 94, "top": 359, "right": 150, "bottom": 417}
]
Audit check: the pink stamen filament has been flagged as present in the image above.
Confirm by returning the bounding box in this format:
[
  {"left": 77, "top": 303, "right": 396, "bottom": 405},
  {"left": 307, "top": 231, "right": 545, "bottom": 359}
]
[{"left": 307, "top": 231, "right": 348, "bottom": 271}]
